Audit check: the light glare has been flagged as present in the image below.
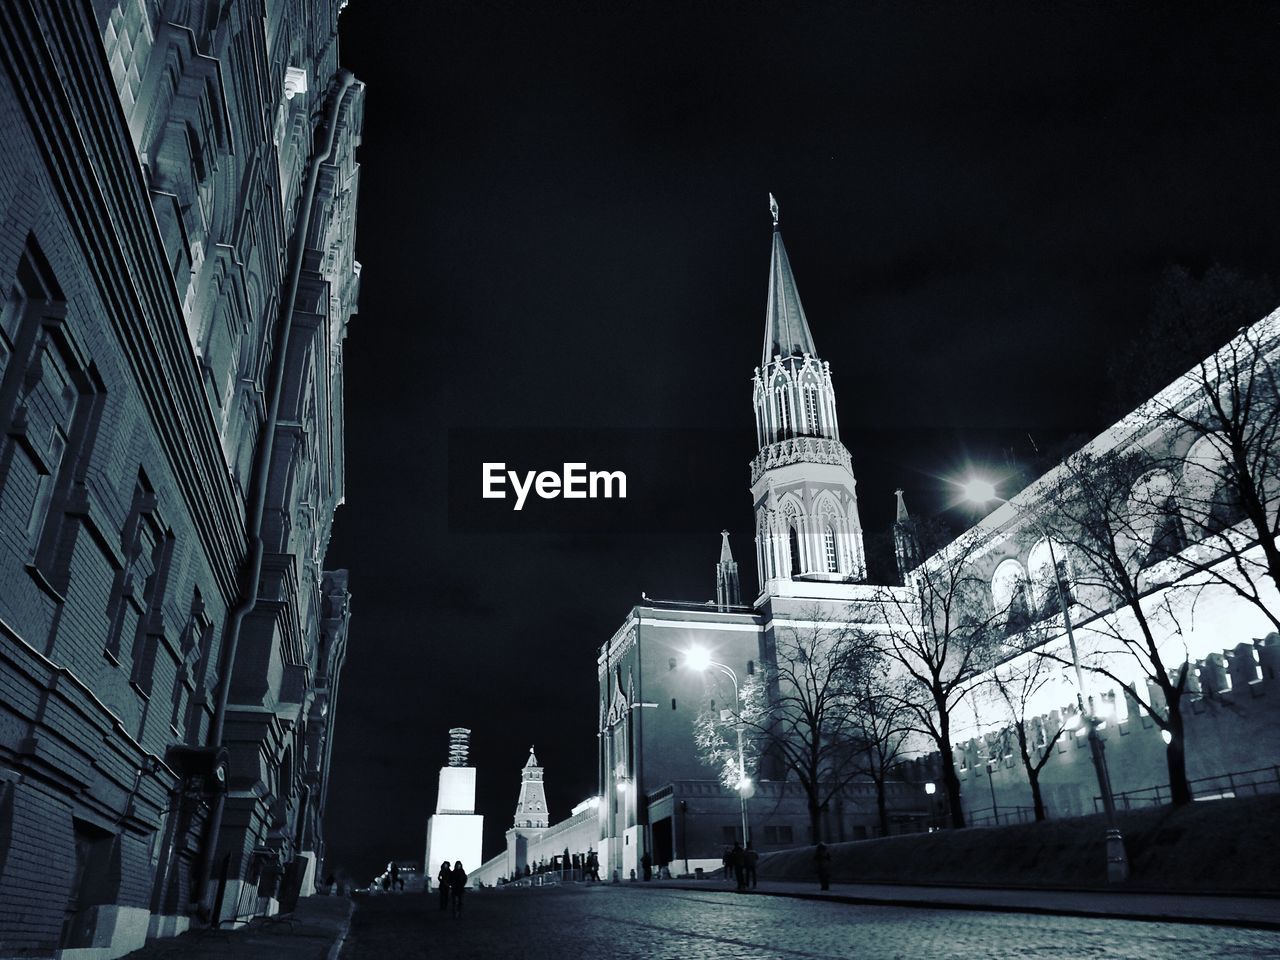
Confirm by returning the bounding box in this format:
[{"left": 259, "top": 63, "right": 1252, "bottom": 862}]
[
  {"left": 961, "top": 477, "right": 998, "bottom": 505},
  {"left": 686, "top": 646, "right": 712, "bottom": 672}
]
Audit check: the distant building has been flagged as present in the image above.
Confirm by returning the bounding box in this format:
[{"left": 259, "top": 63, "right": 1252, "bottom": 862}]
[
  {"left": 596, "top": 204, "right": 1280, "bottom": 880},
  {"left": 470, "top": 749, "right": 600, "bottom": 887},
  {"left": 0, "top": 1, "right": 363, "bottom": 956}
]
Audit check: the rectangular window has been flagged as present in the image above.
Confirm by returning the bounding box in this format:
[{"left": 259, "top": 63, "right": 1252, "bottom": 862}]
[
  {"left": 762, "top": 825, "right": 794, "bottom": 845},
  {"left": 824, "top": 529, "right": 837, "bottom": 572},
  {"left": 26, "top": 427, "right": 66, "bottom": 551}
]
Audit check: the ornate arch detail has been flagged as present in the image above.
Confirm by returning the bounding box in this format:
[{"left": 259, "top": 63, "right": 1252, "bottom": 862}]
[
  {"left": 991, "top": 558, "right": 1031, "bottom": 633},
  {"left": 1027, "top": 537, "right": 1073, "bottom": 615}
]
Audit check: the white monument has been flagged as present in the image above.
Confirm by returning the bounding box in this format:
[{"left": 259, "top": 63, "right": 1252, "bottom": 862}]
[{"left": 424, "top": 728, "right": 483, "bottom": 883}]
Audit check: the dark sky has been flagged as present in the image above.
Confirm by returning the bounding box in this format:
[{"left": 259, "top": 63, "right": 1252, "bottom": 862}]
[{"left": 322, "top": 0, "right": 1280, "bottom": 880}]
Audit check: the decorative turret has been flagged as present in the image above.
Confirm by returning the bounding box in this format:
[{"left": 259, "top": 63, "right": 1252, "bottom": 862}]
[
  {"left": 513, "top": 746, "right": 549, "bottom": 829},
  {"left": 715, "top": 530, "right": 742, "bottom": 609},
  {"left": 448, "top": 727, "right": 471, "bottom": 767},
  {"left": 892, "top": 489, "right": 922, "bottom": 583},
  {"left": 751, "top": 197, "right": 867, "bottom": 594}
]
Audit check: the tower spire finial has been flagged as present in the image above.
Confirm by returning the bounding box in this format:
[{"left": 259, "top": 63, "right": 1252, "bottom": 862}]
[{"left": 769, "top": 192, "right": 779, "bottom": 228}]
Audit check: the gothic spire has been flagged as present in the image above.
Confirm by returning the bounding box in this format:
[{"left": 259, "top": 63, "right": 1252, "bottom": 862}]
[
  {"left": 762, "top": 196, "right": 817, "bottom": 368},
  {"left": 716, "top": 530, "right": 741, "bottom": 609},
  {"left": 892, "top": 489, "right": 922, "bottom": 583},
  {"left": 895, "top": 488, "right": 910, "bottom": 523}
]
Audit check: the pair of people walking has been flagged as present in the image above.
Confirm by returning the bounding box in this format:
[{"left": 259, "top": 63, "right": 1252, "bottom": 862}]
[
  {"left": 725, "top": 841, "right": 758, "bottom": 890},
  {"left": 435, "top": 860, "right": 468, "bottom": 917}
]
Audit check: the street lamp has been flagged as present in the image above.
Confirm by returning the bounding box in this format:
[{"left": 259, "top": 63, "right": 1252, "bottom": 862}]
[
  {"left": 962, "top": 476, "right": 1129, "bottom": 882},
  {"left": 685, "top": 646, "right": 751, "bottom": 846},
  {"left": 985, "top": 757, "right": 999, "bottom": 825}
]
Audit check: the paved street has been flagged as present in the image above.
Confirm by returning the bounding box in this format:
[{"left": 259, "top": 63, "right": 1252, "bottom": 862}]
[{"left": 341, "top": 887, "right": 1280, "bottom": 959}]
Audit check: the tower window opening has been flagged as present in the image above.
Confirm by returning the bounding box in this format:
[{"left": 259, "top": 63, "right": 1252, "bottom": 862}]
[
  {"left": 775, "top": 387, "right": 791, "bottom": 439},
  {"left": 671, "top": 698, "right": 677, "bottom": 710},
  {"left": 824, "top": 527, "right": 837, "bottom": 572},
  {"left": 789, "top": 526, "right": 802, "bottom": 578},
  {"left": 804, "top": 385, "right": 819, "bottom": 435}
]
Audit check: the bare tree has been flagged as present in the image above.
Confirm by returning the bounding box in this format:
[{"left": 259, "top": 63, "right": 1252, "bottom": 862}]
[
  {"left": 849, "top": 658, "right": 914, "bottom": 837},
  {"left": 1038, "top": 449, "right": 1196, "bottom": 805},
  {"left": 1106, "top": 266, "right": 1280, "bottom": 630},
  {"left": 873, "top": 517, "right": 1003, "bottom": 829},
  {"left": 1154, "top": 318, "right": 1280, "bottom": 633},
  {"left": 987, "top": 646, "right": 1071, "bottom": 822},
  {"left": 718, "top": 612, "right": 878, "bottom": 843}
]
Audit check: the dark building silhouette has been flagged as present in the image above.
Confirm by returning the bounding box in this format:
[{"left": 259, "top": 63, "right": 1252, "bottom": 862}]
[{"left": 0, "top": 1, "right": 363, "bottom": 954}]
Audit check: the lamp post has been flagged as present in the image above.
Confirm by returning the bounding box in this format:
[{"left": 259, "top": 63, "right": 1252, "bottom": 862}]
[
  {"left": 961, "top": 477, "right": 1129, "bottom": 882},
  {"left": 686, "top": 647, "right": 751, "bottom": 846},
  {"left": 985, "top": 757, "right": 999, "bottom": 825}
]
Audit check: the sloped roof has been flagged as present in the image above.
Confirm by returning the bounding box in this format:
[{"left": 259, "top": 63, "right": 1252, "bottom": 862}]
[{"left": 763, "top": 227, "right": 818, "bottom": 368}]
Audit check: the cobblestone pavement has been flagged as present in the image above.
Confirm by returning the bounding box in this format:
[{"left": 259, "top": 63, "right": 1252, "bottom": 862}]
[{"left": 341, "top": 887, "right": 1280, "bottom": 959}]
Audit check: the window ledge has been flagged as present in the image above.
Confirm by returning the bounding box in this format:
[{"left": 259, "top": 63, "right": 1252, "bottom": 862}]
[{"left": 24, "top": 563, "right": 65, "bottom": 604}]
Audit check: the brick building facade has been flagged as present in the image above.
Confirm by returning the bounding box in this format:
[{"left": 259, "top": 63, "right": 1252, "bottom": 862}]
[{"left": 0, "top": 1, "right": 363, "bottom": 955}]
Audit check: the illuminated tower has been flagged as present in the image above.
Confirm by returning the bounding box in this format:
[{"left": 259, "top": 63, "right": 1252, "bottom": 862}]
[
  {"left": 716, "top": 530, "right": 742, "bottom": 609},
  {"left": 424, "top": 728, "right": 483, "bottom": 880},
  {"left": 751, "top": 197, "right": 867, "bottom": 596},
  {"left": 504, "top": 746, "right": 551, "bottom": 877},
  {"left": 513, "top": 747, "right": 550, "bottom": 828}
]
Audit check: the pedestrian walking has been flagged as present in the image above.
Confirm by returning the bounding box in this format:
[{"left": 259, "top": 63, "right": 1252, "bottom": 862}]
[
  {"left": 587, "top": 850, "right": 600, "bottom": 881},
  {"left": 449, "top": 861, "right": 467, "bottom": 918},
  {"left": 436, "top": 860, "right": 452, "bottom": 911},
  {"left": 745, "top": 842, "right": 759, "bottom": 889},
  {"left": 730, "top": 841, "right": 746, "bottom": 890},
  {"left": 722, "top": 846, "right": 732, "bottom": 881},
  {"left": 814, "top": 842, "right": 832, "bottom": 891},
  {"left": 389, "top": 861, "right": 401, "bottom": 893},
  {"left": 641, "top": 851, "right": 652, "bottom": 882}
]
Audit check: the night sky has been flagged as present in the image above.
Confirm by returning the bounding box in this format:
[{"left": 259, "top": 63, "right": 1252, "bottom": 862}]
[{"left": 322, "top": 0, "right": 1280, "bottom": 880}]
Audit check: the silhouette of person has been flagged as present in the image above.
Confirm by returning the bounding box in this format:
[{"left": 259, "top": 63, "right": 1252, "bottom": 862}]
[
  {"left": 436, "top": 861, "right": 452, "bottom": 911},
  {"left": 814, "top": 843, "right": 832, "bottom": 891},
  {"left": 745, "top": 842, "right": 759, "bottom": 889},
  {"left": 449, "top": 861, "right": 467, "bottom": 917},
  {"left": 730, "top": 842, "right": 746, "bottom": 890}
]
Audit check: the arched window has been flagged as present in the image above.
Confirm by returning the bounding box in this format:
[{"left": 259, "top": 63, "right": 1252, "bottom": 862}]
[
  {"left": 823, "top": 526, "right": 838, "bottom": 572},
  {"left": 775, "top": 384, "right": 791, "bottom": 439},
  {"left": 1027, "top": 538, "right": 1073, "bottom": 616},
  {"left": 1183, "top": 437, "right": 1246, "bottom": 535},
  {"left": 803, "top": 384, "right": 820, "bottom": 435},
  {"left": 1128, "top": 470, "right": 1188, "bottom": 569},
  {"left": 789, "top": 526, "right": 802, "bottom": 578},
  {"left": 1146, "top": 497, "right": 1189, "bottom": 568},
  {"left": 991, "top": 559, "right": 1031, "bottom": 636}
]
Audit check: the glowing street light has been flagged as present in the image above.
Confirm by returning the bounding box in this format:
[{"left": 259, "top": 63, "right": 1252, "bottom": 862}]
[
  {"left": 960, "top": 477, "right": 997, "bottom": 506},
  {"left": 685, "top": 648, "right": 751, "bottom": 845},
  {"left": 962, "top": 475, "right": 1128, "bottom": 882},
  {"left": 685, "top": 645, "right": 713, "bottom": 672}
]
